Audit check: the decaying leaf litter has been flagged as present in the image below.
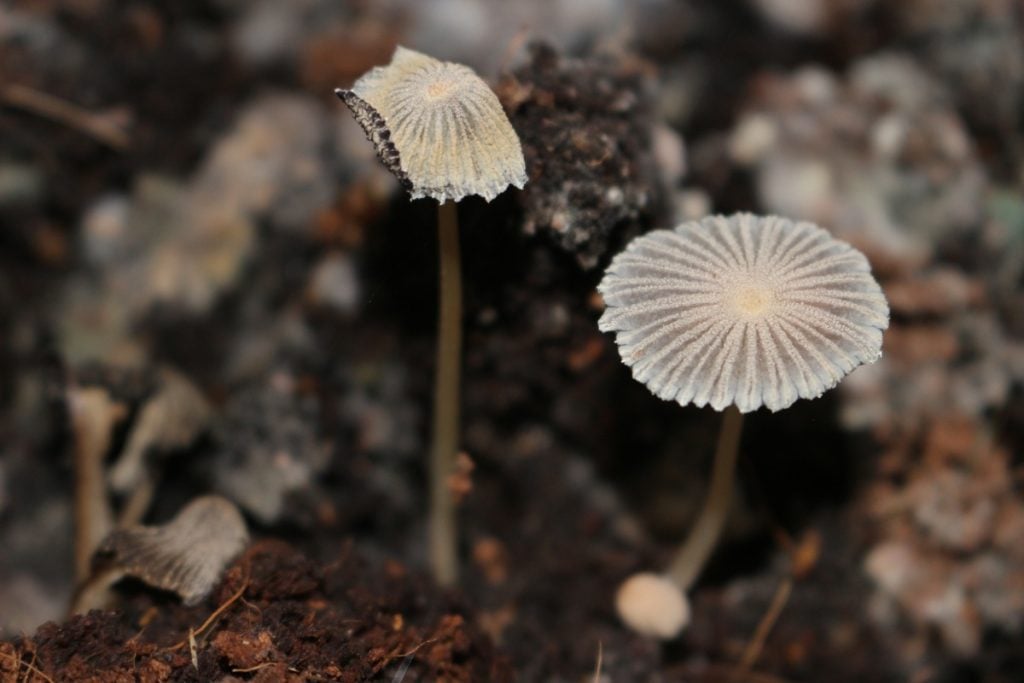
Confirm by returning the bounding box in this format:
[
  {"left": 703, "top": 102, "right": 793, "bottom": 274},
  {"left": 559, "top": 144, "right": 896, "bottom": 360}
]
[{"left": 1, "top": 1, "right": 1023, "bottom": 681}]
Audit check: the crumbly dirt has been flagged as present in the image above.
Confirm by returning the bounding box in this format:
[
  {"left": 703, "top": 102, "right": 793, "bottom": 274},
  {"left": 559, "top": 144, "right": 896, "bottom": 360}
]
[
  {"left": 2, "top": 2, "right": 1023, "bottom": 682},
  {"left": 4, "top": 541, "right": 511, "bottom": 682},
  {"left": 498, "top": 42, "right": 661, "bottom": 270}
]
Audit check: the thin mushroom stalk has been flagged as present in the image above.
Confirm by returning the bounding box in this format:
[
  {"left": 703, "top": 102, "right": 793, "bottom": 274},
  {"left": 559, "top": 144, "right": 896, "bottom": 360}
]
[
  {"left": 430, "top": 200, "right": 462, "bottom": 585},
  {"left": 336, "top": 46, "right": 526, "bottom": 585},
  {"left": 667, "top": 405, "right": 744, "bottom": 590},
  {"left": 612, "top": 406, "right": 745, "bottom": 640},
  {"left": 67, "top": 386, "right": 125, "bottom": 583}
]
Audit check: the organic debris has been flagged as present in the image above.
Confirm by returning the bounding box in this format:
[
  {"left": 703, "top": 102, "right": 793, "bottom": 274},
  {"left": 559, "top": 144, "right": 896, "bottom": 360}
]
[{"left": 499, "top": 43, "right": 660, "bottom": 269}]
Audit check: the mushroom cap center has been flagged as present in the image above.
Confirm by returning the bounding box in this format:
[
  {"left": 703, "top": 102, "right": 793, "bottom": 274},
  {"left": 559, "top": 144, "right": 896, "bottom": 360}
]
[
  {"left": 724, "top": 275, "right": 778, "bottom": 319},
  {"left": 735, "top": 285, "right": 772, "bottom": 314},
  {"left": 424, "top": 78, "right": 456, "bottom": 100}
]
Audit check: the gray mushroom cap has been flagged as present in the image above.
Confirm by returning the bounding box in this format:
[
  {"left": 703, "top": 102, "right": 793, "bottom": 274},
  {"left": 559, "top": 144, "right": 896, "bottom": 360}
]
[
  {"left": 598, "top": 213, "right": 889, "bottom": 413},
  {"left": 336, "top": 46, "right": 527, "bottom": 203},
  {"left": 96, "top": 495, "right": 248, "bottom": 605}
]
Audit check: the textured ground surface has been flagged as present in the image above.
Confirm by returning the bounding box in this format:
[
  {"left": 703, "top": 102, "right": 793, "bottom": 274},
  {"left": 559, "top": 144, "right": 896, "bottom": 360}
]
[{"left": 1, "top": 1, "right": 1023, "bottom": 681}]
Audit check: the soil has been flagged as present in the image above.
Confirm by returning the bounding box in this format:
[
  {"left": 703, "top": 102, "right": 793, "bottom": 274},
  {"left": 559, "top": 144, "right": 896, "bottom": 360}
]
[
  {"left": 2, "top": 1, "right": 1023, "bottom": 682},
  {"left": 3, "top": 541, "right": 510, "bottom": 682}
]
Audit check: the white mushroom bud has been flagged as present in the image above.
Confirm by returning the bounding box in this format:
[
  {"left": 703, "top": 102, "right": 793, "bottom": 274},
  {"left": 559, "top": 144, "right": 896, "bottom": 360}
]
[
  {"left": 598, "top": 213, "right": 889, "bottom": 413},
  {"left": 336, "top": 46, "right": 527, "bottom": 203},
  {"left": 615, "top": 572, "right": 690, "bottom": 639}
]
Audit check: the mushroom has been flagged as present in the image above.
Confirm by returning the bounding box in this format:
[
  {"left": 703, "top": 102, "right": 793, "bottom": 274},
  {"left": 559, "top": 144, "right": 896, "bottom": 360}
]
[
  {"left": 72, "top": 495, "right": 248, "bottom": 613},
  {"left": 598, "top": 213, "right": 888, "bottom": 637},
  {"left": 336, "top": 46, "right": 527, "bottom": 585},
  {"left": 108, "top": 367, "right": 212, "bottom": 526},
  {"left": 615, "top": 572, "right": 690, "bottom": 639},
  {"left": 66, "top": 384, "right": 127, "bottom": 582}
]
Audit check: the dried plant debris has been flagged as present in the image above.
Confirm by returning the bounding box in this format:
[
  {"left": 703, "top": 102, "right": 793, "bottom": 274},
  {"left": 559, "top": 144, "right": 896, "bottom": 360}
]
[
  {"left": 863, "top": 416, "right": 1024, "bottom": 657},
  {"left": 59, "top": 93, "right": 337, "bottom": 365},
  {"left": 841, "top": 291, "right": 1024, "bottom": 432},
  {"left": 498, "top": 43, "right": 659, "bottom": 269},
  {"left": 108, "top": 367, "right": 212, "bottom": 495},
  {"left": 723, "top": 55, "right": 986, "bottom": 262},
  {"left": 882, "top": 0, "right": 1024, "bottom": 137},
  {"left": 90, "top": 496, "right": 248, "bottom": 606},
  {"left": 337, "top": 45, "right": 527, "bottom": 203},
  {"left": 599, "top": 214, "right": 889, "bottom": 412}
]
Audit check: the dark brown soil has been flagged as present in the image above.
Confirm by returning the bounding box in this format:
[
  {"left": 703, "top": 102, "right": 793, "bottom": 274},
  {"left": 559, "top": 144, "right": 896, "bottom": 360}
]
[
  {"left": 4, "top": 541, "right": 510, "bottom": 682},
  {"left": 2, "top": 2, "right": 1023, "bottom": 682}
]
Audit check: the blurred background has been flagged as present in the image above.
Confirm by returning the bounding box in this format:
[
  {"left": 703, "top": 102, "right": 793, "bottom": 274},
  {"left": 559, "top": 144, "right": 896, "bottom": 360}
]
[{"left": 1, "top": 0, "right": 1022, "bottom": 681}]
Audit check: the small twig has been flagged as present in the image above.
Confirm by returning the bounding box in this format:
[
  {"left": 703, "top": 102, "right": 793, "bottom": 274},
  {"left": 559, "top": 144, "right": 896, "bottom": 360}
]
[
  {"left": 0, "top": 651, "right": 56, "bottom": 683},
  {"left": 729, "top": 578, "right": 794, "bottom": 683},
  {"left": 0, "top": 83, "right": 130, "bottom": 150},
  {"left": 188, "top": 629, "right": 198, "bottom": 671},
  {"left": 592, "top": 641, "right": 603, "bottom": 683},
  {"left": 233, "top": 662, "right": 281, "bottom": 674},
  {"left": 193, "top": 575, "right": 249, "bottom": 639},
  {"left": 239, "top": 596, "right": 262, "bottom": 615},
  {"left": 373, "top": 636, "right": 441, "bottom": 676},
  {"left": 163, "top": 572, "right": 250, "bottom": 653},
  {"left": 389, "top": 656, "right": 414, "bottom": 683},
  {"left": 22, "top": 645, "right": 36, "bottom": 683},
  {"left": 394, "top": 637, "right": 439, "bottom": 660},
  {"left": 0, "top": 649, "right": 19, "bottom": 677},
  {"left": 0, "top": 649, "right": 54, "bottom": 683}
]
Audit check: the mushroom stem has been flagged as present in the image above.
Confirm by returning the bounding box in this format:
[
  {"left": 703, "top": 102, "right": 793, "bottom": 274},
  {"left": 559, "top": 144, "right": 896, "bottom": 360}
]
[
  {"left": 67, "top": 387, "right": 123, "bottom": 583},
  {"left": 667, "top": 405, "right": 744, "bottom": 590},
  {"left": 429, "top": 199, "right": 462, "bottom": 586}
]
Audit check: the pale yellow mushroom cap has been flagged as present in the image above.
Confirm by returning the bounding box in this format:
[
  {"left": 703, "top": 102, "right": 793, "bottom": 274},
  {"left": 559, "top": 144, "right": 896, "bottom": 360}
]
[
  {"left": 337, "top": 46, "right": 527, "bottom": 203},
  {"left": 615, "top": 572, "right": 690, "bottom": 639},
  {"left": 598, "top": 213, "right": 889, "bottom": 413}
]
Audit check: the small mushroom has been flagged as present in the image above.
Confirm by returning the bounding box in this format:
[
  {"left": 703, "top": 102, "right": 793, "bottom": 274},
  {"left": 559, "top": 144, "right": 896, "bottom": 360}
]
[
  {"left": 337, "top": 47, "right": 527, "bottom": 585},
  {"left": 336, "top": 46, "right": 527, "bottom": 203},
  {"left": 66, "top": 385, "right": 128, "bottom": 582},
  {"left": 108, "top": 367, "right": 211, "bottom": 525},
  {"left": 73, "top": 495, "right": 248, "bottom": 613},
  {"left": 615, "top": 572, "right": 690, "bottom": 639},
  {"left": 599, "top": 213, "right": 888, "bottom": 413},
  {"left": 599, "top": 213, "right": 888, "bottom": 637}
]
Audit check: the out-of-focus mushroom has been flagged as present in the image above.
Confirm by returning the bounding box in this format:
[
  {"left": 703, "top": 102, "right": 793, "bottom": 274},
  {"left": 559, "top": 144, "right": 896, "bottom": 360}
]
[
  {"left": 66, "top": 385, "right": 128, "bottom": 582},
  {"left": 615, "top": 572, "right": 690, "bottom": 639},
  {"left": 108, "top": 367, "right": 211, "bottom": 525},
  {"left": 336, "top": 46, "right": 526, "bottom": 586},
  {"left": 599, "top": 213, "right": 888, "bottom": 638},
  {"left": 72, "top": 495, "right": 248, "bottom": 613}
]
